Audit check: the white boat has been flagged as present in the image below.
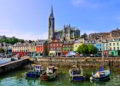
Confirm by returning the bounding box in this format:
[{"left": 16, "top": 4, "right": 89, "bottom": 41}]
[
  {"left": 90, "top": 66, "right": 110, "bottom": 82},
  {"left": 40, "top": 66, "right": 58, "bottom": 81}
]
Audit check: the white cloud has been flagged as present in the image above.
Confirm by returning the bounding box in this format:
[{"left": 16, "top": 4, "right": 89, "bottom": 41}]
[{"left": 0, "top": 28, "right": 48, "bottom": 40}]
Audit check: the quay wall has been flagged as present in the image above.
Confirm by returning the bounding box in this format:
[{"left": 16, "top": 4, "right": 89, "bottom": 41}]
[
  {"left": 35, "top": 57, "right": 120, "bottom": 70},
  {"left": 0, "top": 57, "right": 30, "bottom": 74}
]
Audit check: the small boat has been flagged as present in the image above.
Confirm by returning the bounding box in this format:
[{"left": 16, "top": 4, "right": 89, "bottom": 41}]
[
  {"left": 25, "top": 65, "right": 44, "bottom": 78},
  {"left": 40, "top": 66, "right": 58, "bottom": 81},
  {"left": 90, "top": 66, "right": 110, "bottom": 82},
  {"left": 69, "top": 65, "right": 86, "bottom": 81}
]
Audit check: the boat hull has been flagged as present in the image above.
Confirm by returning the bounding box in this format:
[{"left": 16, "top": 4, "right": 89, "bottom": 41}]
[
  {"left": 25, "top": 72, "right": 41, "bottom": 78},
  {"left": 69, "top": 76, "right": 86, "bottom": 82},
  {"left": 90, "top": 75, "right": 110, "bottom": 82},
  {"left": 40, "top": 73, "right": 56, "bottom": 81}
]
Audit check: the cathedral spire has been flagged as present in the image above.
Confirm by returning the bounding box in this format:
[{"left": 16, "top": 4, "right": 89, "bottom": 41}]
[
  {"left": 48, "top": 6, "right": 55, "bottom": 40},
  {"left": 50, "top": 6, "right": 54, "bottom": 18}
]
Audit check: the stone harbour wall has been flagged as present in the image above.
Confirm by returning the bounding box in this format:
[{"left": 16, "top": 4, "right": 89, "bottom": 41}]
[{"left": 35, "top": 57, "right": 120, "bottom": 69}]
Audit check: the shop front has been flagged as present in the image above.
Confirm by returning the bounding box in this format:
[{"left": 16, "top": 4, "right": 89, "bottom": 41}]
[
  {"left": 108, "top": 50, "right": 118, "bottom": 56},
  {"left": 49, "top": 51, "right": 56, "bottom": 57},
  {"left": 104, "top": 50, "right": 108, "bottom": 57}
]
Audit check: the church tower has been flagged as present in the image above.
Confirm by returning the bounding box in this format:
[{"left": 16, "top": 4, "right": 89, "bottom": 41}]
[{"left": 48, "top": 6, "right": 55, "bottom": 40}]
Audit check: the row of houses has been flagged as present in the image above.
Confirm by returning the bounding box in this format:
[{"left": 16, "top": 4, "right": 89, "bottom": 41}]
[
  {"left": 12, "top": 40, "right": 73, "bottom": 57},
  {"left": 10, "top": 37, "right": 120, "bottom": 57}
]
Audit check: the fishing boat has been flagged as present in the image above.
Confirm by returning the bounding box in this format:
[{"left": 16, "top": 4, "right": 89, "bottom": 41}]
[
  {"left": 40, "top": 66, "right": 58, "bottom": 81},
  {"left": 69, "top": 65, "right": 86, "bottom": 81},
  {"left": 90, "top": 66, "right": 110, "bottom": 82},
  {"left": 25, "top": 65, "right": 44, "bottom": 78}
]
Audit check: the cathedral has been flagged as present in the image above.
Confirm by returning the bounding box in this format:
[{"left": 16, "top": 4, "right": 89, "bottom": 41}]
[{"left": 48, "top": 7, "right": 80, "bottom": 41}]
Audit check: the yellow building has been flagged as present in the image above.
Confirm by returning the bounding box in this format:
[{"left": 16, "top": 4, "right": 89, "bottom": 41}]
[
  {"left": 108, "top": 38, "right": 120, "bottom": 56},
  {"left": 74, "top": 38, "right": 84, "bottom": 51}
]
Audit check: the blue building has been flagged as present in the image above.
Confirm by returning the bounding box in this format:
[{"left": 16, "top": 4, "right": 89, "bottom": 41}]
[{"left": 95, "top": 42, "right": 104, "bottom": 56}]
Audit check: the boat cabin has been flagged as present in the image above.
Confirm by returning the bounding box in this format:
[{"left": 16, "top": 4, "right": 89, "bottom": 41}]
[
  {"left": 32, "top": 65, "right": 44, "bottom": 72},
  {"left": 46, "top": 66, "right": 58, "bottom": 74}
]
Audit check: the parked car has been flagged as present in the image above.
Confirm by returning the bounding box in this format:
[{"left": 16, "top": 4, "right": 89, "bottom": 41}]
[
  {"left": 65, "top": 51, "right": 76, "bottom": 57},
  {"left": 76, "top": 53, "right": 80, "bottom": 57},
  {"left": 65, "top": 53, "right": 73, "bottom": 57},
  {"left": 90, "top": 54, "right": 94, "bottom": 57},
  {"left": 108, "top": 55, "right": 115, "bottom": 57},
  {"left": 80, "top": 54, "right": 83, "bottom": 57}
]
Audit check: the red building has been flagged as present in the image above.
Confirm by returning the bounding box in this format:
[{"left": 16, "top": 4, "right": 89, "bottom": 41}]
[
  {"left": 36, "top": 40, "right": 48, "bottom": 56},
  {"left": 104, "top": 50, "right": 109, "bottom": 56},
  {"left": 48, "top": 40, "right": 63, "bottom": 56}
]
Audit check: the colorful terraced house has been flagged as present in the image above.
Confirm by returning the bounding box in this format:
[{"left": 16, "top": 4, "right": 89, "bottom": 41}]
[{"left": 63, "top": 41, "right": 74, "bottom": 55}]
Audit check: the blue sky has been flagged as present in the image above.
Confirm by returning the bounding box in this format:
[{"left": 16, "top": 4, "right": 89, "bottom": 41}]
[{"left": 0, "top": 0, "right": 120, "bottom": 40}]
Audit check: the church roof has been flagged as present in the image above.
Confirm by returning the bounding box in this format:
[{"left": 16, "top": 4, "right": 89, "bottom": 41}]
[{"left": 55, "top": 29, "right": 63, "bottom": 32}]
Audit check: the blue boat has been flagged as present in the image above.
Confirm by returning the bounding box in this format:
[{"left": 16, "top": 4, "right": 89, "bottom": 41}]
[
  {"left": 25, "top": 65, "right": 44, "bottom": 78},
  {"left": 90, "top": 66, "right": 110, "bottom": 82},
  {"left": 69, "top": 65, "right": 85, "bottom": 81},
  {"left": 26, "top": 71, "right": 41, "bottom": 78}
]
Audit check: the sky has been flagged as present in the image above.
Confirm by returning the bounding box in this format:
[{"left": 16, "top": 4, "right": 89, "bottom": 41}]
[{"left": 0, "top": 0, "right": 120, "bottom": 40}]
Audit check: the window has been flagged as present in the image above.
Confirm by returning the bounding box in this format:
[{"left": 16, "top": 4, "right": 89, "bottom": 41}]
[
  {"left": 113, "top": 43, "right": 115, "bottom": 46},
  {"left": 114, "top": 47, "right": 115, "bottom": 50},
  {"left": 106, "top": 47, "right": 108, "bottom": 50},
  {"left": 110, "top": 48, "right": 112, "bottom": 50},
  {"left": 117, "top": 43, "right": 119, "bottom": 46},
  {"left": 53, "top": 44, "right": 55, "bottom": 46},
  {"left": 106, "top": 43, "right": 108, "bottom": 46},
  {"left": 109, "top": 43, "right": 111, "bottom": 46},
  {"left": 117, "top": 47, "right": 119, "bottom": 50}
]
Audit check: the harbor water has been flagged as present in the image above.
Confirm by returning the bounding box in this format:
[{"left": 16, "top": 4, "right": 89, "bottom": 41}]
[{"left": 0, "top": 69, "right": 120, "bottom": 86}]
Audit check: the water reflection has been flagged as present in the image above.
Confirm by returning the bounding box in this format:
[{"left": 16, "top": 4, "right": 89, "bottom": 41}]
[{"left": 0, "top": 69, "right": 120, "bottom": 86}]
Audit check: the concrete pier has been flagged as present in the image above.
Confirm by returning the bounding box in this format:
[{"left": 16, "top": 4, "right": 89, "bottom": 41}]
[{"left": 0, "top": 56, "right": 30, "bottom": 73}]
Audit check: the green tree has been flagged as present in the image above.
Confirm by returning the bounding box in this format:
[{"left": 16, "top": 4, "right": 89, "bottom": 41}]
[
  {"left": 77, "top": 44, "right": 88, "bottom": 54},
  {"left": 77, "top": 44, "right": 98, "bottom": 55},
  {"left": 87, "top": 44, "right": 98, "bottom": 54},
  {"left": 0, "top": 36, "right": 24, "bottom": 44}
]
